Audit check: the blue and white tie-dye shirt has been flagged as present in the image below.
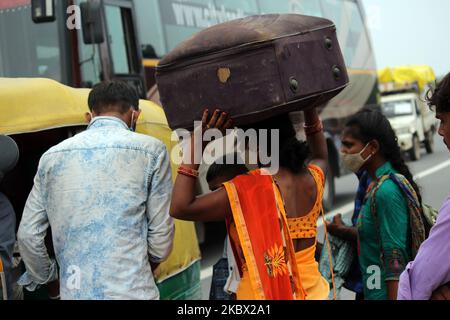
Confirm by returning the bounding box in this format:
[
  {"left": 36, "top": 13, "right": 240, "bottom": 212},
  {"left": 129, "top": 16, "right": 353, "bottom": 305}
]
[{"left": 18, "top": 117, "right": 174, "bottom": 300}]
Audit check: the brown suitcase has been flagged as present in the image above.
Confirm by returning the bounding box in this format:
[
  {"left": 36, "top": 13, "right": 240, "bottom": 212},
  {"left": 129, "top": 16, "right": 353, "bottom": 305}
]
[{"left": 156, "top": 14, "right": 349, "bottom": 130}]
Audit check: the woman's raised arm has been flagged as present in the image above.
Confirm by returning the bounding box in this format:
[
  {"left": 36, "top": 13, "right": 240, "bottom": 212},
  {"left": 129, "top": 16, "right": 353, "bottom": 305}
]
[
  {"left": 304, "top": 107, "right": 328, "bottom": 175},
  {"left": 170, "top": 110, "right": 234, "bottom": 222}
]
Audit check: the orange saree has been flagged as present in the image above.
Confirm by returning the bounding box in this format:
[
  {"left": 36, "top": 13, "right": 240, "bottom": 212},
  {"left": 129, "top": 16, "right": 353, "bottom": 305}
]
[{"left": 223, "top": 169, "right": 306, "bottom": 300}]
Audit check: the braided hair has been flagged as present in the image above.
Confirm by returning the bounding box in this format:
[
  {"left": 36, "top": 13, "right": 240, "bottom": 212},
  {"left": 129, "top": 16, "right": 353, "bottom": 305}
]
[{"left": 346, "top": 108, "right": 422, "bottom": 203}]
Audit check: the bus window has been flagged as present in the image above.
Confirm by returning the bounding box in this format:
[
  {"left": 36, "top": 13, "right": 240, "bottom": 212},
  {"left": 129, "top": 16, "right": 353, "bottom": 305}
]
[
  {"left": 214, "top": 0, "right": 259, "bottom": 14},
  {"left": 321, "top": 0, "right": 346, "bottom": 41},
  {"left": 157, "top": 0, "right": 204, "bottom": 53},
  {"left": 257, "top": 0, "right": 291, "bottom": 14},
  {"left": 105, "top": 5, "right": 131, "bottom": 74},
  {"left": 135, "top": 0, "right": 166, "bottom": 58},
  {"left": 75, "top": 0, "right": 103, "bottom": 86},
  {"left": 255, "top": 0, "right": 323, "bottom": 15},
  {"left": 0, "top": 2, "right": 62, "bottom": 80},
  {"left": 345, "top": 0, "right": 372, "bottom": 69},
  {"left": 321, "top": 0, "right": 371, "bottom": 69},
  {"left": 151, "top": 0, "right": 261, "bottom": 54}
]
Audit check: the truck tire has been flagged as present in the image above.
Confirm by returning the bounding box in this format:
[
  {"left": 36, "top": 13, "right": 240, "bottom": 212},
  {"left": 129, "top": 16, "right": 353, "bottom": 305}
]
[
  {"left": 322, "top": 169, "right": 335, "bottom": 212},
  {"left": 409, "top": 135, "right": 421, "bottom": 161},
  {"left": 425, "top": 130, "right": 435, "bottom": 154}
]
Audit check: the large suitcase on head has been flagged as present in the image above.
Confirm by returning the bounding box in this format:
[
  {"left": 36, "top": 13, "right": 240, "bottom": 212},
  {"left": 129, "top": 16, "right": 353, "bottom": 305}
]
[{"left": 156, "top": 14, "right": 349, "bottom": 130}]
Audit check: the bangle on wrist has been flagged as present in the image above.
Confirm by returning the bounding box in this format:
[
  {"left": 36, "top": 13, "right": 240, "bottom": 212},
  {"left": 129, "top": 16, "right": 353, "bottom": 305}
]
[
  {"left": 304, "top": 120, "right": 321, "bottom": 129},
  {"left": 304, "top": 121, "right": 323, "bottom": 136},
  {"left": 304, "top": 120, "right": 323, "bottom": 136},
  {"left": 177, "top": 165, "right": 199, "bottom": 179}
]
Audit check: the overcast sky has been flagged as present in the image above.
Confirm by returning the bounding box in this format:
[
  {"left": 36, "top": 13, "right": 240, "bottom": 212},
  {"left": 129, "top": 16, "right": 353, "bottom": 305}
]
[{"left": 362, "top": 0, "right": 450, "bottom": 78}]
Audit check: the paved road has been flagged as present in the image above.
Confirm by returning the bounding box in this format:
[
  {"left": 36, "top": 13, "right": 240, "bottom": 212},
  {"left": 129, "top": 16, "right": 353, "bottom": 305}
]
[{"left": 199, "top": 135, "right": 450, "bottom": 300}]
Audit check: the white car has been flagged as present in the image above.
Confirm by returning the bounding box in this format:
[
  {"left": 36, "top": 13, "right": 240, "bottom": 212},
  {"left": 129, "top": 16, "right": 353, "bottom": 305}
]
[{"left": 381, "top": 92, "right": 436, "bottom": 161}]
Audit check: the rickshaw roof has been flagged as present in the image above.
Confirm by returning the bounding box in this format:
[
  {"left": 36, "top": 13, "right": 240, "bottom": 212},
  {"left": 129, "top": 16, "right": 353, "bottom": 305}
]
[{"left": 0, "top": 78, "right": 170, "bottom": 135}]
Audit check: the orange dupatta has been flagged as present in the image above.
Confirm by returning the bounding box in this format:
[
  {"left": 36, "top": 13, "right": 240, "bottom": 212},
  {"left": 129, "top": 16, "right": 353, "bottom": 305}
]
[{"left": 223, "top": 169, "right": 306, "bottom": 300}]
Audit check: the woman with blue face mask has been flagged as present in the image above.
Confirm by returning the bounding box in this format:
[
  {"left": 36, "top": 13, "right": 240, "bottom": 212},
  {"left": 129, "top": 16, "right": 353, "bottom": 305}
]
[{"left": 339, "top": 108, "right": 422, "bottom": 300}]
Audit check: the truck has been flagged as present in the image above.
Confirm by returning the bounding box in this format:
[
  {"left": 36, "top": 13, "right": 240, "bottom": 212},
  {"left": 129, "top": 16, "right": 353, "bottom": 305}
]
[{"left": 379, "top": 66, "right": 437, "bottom": 161}]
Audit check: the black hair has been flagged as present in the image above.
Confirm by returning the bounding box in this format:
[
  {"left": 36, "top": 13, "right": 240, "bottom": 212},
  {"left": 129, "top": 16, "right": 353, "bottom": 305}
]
[
  {"left": 206, "top": 154, "right": 249, "bottom": 183},
  {"left": 242, "top": 114, "right": 310, "bottom": 174},
  {"left": 345, "top": 109, "right": 422, "bottom": 202},
  {"left": 426, "top": 72, "right": 450, "bottom": 113},
  {"left": 88, "top": 81, "right": 139, "bottom": 114}
]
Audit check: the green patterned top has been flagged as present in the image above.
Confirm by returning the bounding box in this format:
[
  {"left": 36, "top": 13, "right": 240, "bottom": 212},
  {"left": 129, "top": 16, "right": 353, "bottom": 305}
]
[{"left": 357, "top": 162, "right": 412, "bottom": 300}]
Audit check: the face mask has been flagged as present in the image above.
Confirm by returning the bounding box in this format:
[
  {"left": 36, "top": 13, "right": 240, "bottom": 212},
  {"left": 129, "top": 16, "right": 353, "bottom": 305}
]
[{"left": 341, "top": 143, "right": 373, "bottom": 173}]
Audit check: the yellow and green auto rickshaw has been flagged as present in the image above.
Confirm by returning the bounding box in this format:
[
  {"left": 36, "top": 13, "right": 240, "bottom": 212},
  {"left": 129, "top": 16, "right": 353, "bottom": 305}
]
[{"left": 0, "top": 77, "right": 201, "bottom": 299}]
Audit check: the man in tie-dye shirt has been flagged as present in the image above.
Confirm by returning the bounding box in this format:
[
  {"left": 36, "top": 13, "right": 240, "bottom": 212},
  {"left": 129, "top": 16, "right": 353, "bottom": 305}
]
[{"left": 17, "top": 81, "right": 174, "bottom": 300}]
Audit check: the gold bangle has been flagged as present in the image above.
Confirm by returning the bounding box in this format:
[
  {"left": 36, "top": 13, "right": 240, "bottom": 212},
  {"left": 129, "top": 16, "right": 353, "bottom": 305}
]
[
  {"left": 304, "top": 120, "right": 322, "bottom": 130},
  {"left": 304, "top": 121, "right": 323, "bottom": 135}
]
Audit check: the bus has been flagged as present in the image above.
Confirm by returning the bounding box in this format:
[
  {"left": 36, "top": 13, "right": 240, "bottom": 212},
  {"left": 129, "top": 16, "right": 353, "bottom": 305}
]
[
  {"left": 0, "top": 1, "right": 379, "bottom": 209},
  {"left": 0, "top": 0, "right": 147, "bottom": 94},
  {"left": 1, "top": 0, "right": 379, "bottom": 298}
]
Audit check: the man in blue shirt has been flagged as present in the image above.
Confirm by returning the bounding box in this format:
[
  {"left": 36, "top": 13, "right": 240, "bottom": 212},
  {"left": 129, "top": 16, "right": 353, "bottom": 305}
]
[{"left": 17, "top": 81, "right": 175, "bottom": 300}]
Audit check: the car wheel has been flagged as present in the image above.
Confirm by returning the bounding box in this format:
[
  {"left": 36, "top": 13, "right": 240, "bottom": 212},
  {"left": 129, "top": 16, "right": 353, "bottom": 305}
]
[
  {"left": 409, "top": 135, "right": 421, "bottom": 161},
  {"left": 425, "top": 131, "right": 434, "bottom": 154}
]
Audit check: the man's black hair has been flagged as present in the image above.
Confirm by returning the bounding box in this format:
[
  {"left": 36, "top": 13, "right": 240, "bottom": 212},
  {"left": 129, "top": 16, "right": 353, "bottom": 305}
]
[
  {"left": 426, "top": 72, "right": 450, "bottom": 113},
  {"left": 88, "top": 81, "right": 139, "bottom": 114},
  {"left": 206, "top": 154, "right": 249, "bottom": 183}
]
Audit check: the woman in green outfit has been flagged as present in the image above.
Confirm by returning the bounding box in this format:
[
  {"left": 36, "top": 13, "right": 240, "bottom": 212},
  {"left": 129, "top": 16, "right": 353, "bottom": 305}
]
[{"left": 339, "top": 109, "right": 422, "bottom": 300}]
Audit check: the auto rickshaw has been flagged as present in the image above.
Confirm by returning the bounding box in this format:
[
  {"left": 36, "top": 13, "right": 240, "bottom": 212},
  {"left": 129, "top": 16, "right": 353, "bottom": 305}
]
[{"left": 0, "top": 77, "right": 201, "bottom": 299}]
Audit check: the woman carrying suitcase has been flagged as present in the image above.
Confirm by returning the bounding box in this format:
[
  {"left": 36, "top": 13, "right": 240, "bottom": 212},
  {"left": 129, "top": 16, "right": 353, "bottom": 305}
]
[{"left": 170, "top": 106, "right": 330, "bottom": 300}]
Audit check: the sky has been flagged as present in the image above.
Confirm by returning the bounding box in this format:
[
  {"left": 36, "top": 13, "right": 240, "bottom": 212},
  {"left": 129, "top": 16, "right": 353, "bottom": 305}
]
[{"left": 361, "top": 0, "right": 450, "bottom": 78}]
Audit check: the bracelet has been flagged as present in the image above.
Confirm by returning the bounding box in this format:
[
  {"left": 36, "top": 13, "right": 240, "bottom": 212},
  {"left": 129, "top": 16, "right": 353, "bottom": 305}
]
[
  {"left": 178, "top": 170, "right": 198, "bottom": 179},
  {"left": 304, "top": 120, "right": 322, "bottom": 130},
  {"left": 305, "top": 127, "right": 323, "bottom": 136},
  {"left": 177, "top": 166, "right": 199, "bottom": 179},
  {"left": 304, "top": 120, "right": 323, "bottom": 136}
]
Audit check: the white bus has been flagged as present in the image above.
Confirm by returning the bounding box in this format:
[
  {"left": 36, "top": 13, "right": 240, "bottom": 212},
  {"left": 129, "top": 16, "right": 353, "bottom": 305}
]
[{"left": 136, "top": 0, "right": 380, "bottom": 210}]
